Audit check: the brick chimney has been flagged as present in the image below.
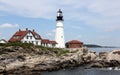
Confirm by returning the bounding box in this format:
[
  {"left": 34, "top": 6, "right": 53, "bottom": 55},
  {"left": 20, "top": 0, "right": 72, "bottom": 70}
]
[
  {"left": 19, "top": 29, "right": 21, "bottom": 31},
  {"left": 33, "top": 29, "right": 35, "bottom": 32},
  {"left": 26, "top": 28, "right": 28, "bottom": 31}
]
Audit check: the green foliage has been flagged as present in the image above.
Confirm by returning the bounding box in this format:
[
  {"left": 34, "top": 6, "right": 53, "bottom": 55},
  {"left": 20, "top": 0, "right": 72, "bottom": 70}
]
[
  {"left": 0, "top": 43, "right": 6, "bottom": 46},
  {"left": 0, "top": 42, "right": 70, "bottom": 56},
  {"left": 35, "top": 45, "right": 56, "bottom": 51},
  {"left": 57, "top": 49, "right": 69, "bottom": 56},
  {"left": 35, "top": 45, "right": 70, "bottom": 56},
  {"left": 4, "top": 42, "right": 34, "bottom": 48}
]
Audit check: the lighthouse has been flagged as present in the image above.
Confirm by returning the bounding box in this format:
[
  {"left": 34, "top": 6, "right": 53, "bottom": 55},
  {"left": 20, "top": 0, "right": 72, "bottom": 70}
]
[{"left": 55, "top": 9, "right": 65, "bottom": 48}]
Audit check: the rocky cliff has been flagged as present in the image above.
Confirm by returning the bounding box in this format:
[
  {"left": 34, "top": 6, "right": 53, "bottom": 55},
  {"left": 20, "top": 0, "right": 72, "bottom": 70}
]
[
  {"left": 90, "top": 50, "right": 120, "bottom": 68},
  {"left": 0, "top": 46, "right": 97, "bottom": 74},
  {"left": 0, "top": 45, "right": 120, "bottom": 75}
]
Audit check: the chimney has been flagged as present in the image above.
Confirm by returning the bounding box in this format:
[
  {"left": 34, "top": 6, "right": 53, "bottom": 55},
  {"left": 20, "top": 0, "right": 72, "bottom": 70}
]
[
  {"left": 33, "top": 29, "right": 35, "bottom": 32},
  {"left": 19, "top": 29, "right": 21, "bottom": 31},
  {"left": 26, "top": 28, "right": 28, "bottom": 31}
]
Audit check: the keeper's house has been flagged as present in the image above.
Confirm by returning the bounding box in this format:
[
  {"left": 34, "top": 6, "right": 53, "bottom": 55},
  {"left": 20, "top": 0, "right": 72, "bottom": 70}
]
[{"left": 9, "top": 28, "right": 57, "bottom": 47}]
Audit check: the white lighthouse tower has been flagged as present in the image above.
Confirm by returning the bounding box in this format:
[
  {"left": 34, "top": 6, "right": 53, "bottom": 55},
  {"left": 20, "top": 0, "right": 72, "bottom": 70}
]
[{"left": 55, "top": 9, "right": 65, "bottom": 48}]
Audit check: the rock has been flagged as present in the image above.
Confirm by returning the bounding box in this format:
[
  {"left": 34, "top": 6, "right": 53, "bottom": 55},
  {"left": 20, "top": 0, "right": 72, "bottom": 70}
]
[
  {"left": 90, "top": 49, "right": 120, "bottom": 68},
  {"left": 1, "top": 45, "right": 120, "bottom": 73},
  {"left": 5, "top": 66, "right": 41, "bottom": 75},
  {"left": 0, "top": 66, "right": 5, "bottom": 73},
  {"left": 83, "top": 52, "right": 97, "bottom": 63},
  {"left": 109, "top": 60, "right": 120, "bottom": 67},
  {"left": 4, "top": 46, "right": 15, "bottom": 52},
  {"left": 81, "top": 47, "right": 88, "bottom": 54},
  {"left": 16, "top": 55, "right": 25, "bottom": 62},
  {"left": 91, "top": 62, "right": 103, "bottom": 68},
  {"left": 99, "top": 52, "right": 108, "bottom": 59},
  {"left": 106, "top": 50, "right": 120, "bottom": 63}
]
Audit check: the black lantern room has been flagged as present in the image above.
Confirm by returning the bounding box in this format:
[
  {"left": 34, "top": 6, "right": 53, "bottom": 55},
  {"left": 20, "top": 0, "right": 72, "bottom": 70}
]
[{"left": 56, "top": 9, "right": 64, "bottom": 21}]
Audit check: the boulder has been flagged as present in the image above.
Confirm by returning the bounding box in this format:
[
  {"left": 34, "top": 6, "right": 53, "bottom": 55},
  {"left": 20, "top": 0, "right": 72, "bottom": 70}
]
[
  {"left": 83, "top": 52, "right": 97, "bottom": 63},
  {"left": 90, "top": 50, "right": 120, "bottom": 68},
  {"left": 106, "top": 50, "right": 120, "bottom": 63},
  {"left": 99, "top": 52, "right": 108, "bottom": 59}
]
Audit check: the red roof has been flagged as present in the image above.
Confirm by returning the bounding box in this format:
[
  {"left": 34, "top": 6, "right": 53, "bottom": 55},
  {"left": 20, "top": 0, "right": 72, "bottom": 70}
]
[
  {"left": 41, "top": 39, "right": 50, "bottom": 44},
  {"left": 31, "top": 31, "right": 42, "bottom": 39},
  {"left": 41, "top": 39, "right": 57, "bottom": 44},
  {"left": 66, "top": 40, "right": 83, "bottom": 44},
  {"left": 9, "top": 29, "right": 42, "bottom": 42},
  {"left": 50, "top": 40, "right": 57, "bottom": 44}
]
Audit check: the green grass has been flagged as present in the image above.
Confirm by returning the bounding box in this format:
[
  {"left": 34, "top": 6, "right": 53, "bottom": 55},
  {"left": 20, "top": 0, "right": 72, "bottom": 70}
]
[
  {"left": 4, "top": 42, "right": 34, "bottom": 48},
  {"left": 35, "top": 45, "right": 70, "bottom": 56},
  {"left": 0, "top": 42, "right": 70, "bottom": 56},
  {"left": 57, "top": 49, "right": 69, "bottom": 56}
]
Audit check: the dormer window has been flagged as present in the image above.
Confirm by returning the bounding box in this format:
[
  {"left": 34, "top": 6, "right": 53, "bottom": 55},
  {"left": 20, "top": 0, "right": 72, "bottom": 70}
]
[
  {"left": 13, "top": 35, "right": 20, "bottom": 39},
  {"left": 35, "top": 35, "right": 38, "bottom": 38}
]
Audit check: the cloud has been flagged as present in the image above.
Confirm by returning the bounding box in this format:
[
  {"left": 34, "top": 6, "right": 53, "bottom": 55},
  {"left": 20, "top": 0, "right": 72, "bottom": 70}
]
[
  {"left": 77, "top": 35, "right": 82, "bottom": 38},
  {"left": 71, "top": 26, "right": 83, "bottom": 30},
  {"left": 0, "top": 0, "right": 120, "bottom": 31},
  {"left": 60, "top": 0, "right": 120, "bottom": 32},
  {"left": 51, "top": 29, "right": 56, "bottom": 33},
  {"left": 46, "top": 33, "right": 53, "bottom": 36},
  {"left": 0, "top": 23, "right": 19, "bottom": 28},
  {"left": 45, "top": 29, "right": 55, "bottom": 37},
  {"left": 0, "top": 0, "right": 58, "bottom": 18}
]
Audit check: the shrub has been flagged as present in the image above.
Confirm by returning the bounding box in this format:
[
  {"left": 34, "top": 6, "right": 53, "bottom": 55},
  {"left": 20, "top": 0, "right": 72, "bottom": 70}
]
[
  {"left": 57, "top": 49, "right": 69, "bottom": 56},
  {"left": 0, "top": 43, "right": 6, "bottom": 46},
  {"left": 4, "top": 42, "right": 34, "bottom": 48}
]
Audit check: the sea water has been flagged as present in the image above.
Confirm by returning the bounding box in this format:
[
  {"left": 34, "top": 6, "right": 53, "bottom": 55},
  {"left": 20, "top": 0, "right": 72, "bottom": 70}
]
[
  {"left": 41, "top": 67, "right": 120, "bottom": 75},
  {"left": 89, "top": 47, "right": 119, "bottom": 52}
]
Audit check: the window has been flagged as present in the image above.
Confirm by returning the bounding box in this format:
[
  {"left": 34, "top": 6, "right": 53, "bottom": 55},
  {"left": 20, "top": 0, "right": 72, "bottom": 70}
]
[
  {"left": 13, "top": 36, "right": 20, "bottom": 39},
  {"left": 35, "top": 35, "right": 38, "bottom": 38},
  {"left": 26, "top": 36, "right": 29, "bottom": 39},
  {"left": 24, "top": 41, "right": 27, "bottom": 43},
  {"left": 36, "top": 41, "right": 38, "bottom": 45},
  {"left": 30, "top": 36, "right": 32, "bottom": 39},
  {"left": 32, "top": 41, "right": 34, "bottom": 44}
]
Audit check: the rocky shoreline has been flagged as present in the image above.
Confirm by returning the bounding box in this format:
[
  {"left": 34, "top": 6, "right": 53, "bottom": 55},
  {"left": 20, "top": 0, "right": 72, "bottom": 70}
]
[{"left": 0, "top": 46, "right": 120, "bottom": 75}]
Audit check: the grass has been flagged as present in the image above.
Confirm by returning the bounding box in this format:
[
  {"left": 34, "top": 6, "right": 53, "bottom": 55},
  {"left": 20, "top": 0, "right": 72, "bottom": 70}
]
[
  {"left": 1, "top": 42, "right": 34, "bottom": 48},
  {"left": 0, "top": 42, "right": 70, "bottom": 56},
  {"left": 57, "top": 49, "right": 69, "bottom": 56},
  {"left": 35, "top": 45, "right": 70, "bottom": 56}
]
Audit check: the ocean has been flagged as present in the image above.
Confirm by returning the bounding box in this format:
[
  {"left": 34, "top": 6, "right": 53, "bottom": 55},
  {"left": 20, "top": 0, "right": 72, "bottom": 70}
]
[
  {"left": 41, "top": 48, "right": 120, "bottom": 75},
  {"left": 41, "top": 67, "right": 120, "bottom": 75},
  {"left": 88, "top": 47, "right": 120, "bottom": 54}
]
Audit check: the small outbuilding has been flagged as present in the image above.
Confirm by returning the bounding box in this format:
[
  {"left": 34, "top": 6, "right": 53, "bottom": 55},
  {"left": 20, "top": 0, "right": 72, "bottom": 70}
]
[
  {"left": 66, "top": 40, "right": 83, "bottom": 48},
  {"left": 0, "top": 39, "right": 7, "bottom": 44}
]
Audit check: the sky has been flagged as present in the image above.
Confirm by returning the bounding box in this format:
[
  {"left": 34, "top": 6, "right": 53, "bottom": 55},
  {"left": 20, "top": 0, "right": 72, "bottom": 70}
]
[{"left": 0, "top": 0, "right": 120, "bottom": 46}]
